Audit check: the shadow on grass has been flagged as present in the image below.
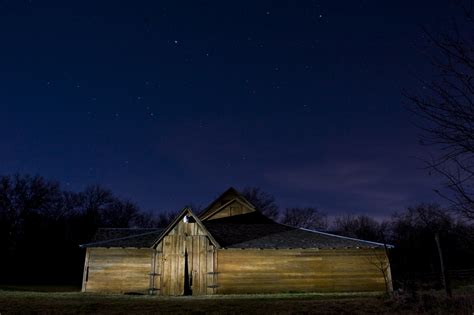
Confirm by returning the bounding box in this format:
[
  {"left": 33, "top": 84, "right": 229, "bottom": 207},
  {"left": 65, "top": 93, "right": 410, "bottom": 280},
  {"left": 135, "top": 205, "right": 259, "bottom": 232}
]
[
  {"left": 0, "top": 288, "right": 472, "bottom": 314},
  {"left": 0, "top": 284, "right": 81, "bottom": 292}
]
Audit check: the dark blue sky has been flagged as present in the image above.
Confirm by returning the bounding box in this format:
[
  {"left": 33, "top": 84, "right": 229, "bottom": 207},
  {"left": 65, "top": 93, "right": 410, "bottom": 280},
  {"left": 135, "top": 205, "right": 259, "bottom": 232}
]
[{"left": 0, "top": 1, "right": 458, "bottom": 217}]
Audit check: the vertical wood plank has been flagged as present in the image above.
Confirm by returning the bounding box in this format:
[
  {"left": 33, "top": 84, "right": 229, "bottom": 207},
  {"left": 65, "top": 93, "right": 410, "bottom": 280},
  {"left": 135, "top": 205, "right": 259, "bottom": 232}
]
[
  {"left": 149, "top": 249, "right": 156, "bottom": 294},
  {"left": 81, "top": 249, "right": 90, "bottom": 292},
  {"left": 193, "top": 236, "right": 200, "bottom": 294},
  {"left": 162, "top": 237, "right": 171, "bottom": 295},
  {"left": 193, "top": 234, "right": 199, "bottom": 294},
  {"left": 199, "top": 236, "right": 207, "bottom": 295},
  {"left": 206, "top": 244, "right": 215, "bottom": 295},
  {"left": 170, "top": 236, "right": 176, "bottom": 295},
  {"left": 178, "top": 235, "right": 185, "bottom": 295},
  {"left": 214, "top": 245, "right": 218, "bottom": 294},
  {"left": 155, "top": 242, "right": 162, "bottom": 295},
  {"left": 215, "top": 249, "right": 219, "bottom": 294}
]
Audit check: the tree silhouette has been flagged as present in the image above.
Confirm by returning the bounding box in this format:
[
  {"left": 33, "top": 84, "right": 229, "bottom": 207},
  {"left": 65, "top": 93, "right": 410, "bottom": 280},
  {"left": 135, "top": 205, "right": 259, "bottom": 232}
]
[
  {"left": 241, "top": 186, "right": 279, "bottom": 220},
  {"left": 281, "top": 207, "right": 328, "bottom": 230},
  {"left": 406, "top": 4, "right": 474, "bottom": 220},
  {"left": 333, "top": 214, "right": 387, "bottom": 243}
]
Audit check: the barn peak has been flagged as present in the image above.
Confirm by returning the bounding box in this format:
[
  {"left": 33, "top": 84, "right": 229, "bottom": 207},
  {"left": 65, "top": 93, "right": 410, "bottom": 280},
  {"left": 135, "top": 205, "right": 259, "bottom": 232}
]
[
  {"left": 199, "top": 187, "right": 256, "bottom": 221},
  {"left": 151, "top": 207, "right": 220, "bottom": 249}
]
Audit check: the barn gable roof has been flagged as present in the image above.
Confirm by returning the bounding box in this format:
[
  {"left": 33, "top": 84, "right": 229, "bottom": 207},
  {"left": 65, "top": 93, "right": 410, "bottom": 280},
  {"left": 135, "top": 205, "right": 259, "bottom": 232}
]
[
  {"left": 151, "top": 208, "right": 220, "bottom": 248},
  {"left": 81, "top": 188, "right": 392, "bottom": 249},
  {"left": 200, "top": 197, "right": 256, "bottom": 221},
  {"left": 198, "top": 187, "right": 254, "bottom": 220},
  {"left": 203, "top": 212, "right": 392, "bottom": 249}
]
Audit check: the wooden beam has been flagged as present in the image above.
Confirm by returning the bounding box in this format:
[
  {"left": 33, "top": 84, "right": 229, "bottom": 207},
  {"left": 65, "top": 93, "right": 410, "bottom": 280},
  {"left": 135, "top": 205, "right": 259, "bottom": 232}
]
[{"left": 81, "top": 249, "right": 90, "bottom": 292}]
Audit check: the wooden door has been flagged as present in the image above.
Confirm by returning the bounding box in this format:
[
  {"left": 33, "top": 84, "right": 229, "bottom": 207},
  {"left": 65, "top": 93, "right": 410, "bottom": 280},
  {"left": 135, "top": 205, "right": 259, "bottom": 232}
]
[
  {"left": 185, "top": 235, "right": 212, "bottom": 295},
  {"left": 160, "top": 234, "right": 216, "bottom": 295},
  {"left": 161, "top": 235, "right": 185, "bottom": 296}
]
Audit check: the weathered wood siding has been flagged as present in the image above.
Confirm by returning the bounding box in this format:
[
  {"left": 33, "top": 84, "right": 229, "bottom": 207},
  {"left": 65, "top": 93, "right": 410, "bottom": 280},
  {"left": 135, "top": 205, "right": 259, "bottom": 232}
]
[
  {"left": 155, "top": 219, "right": 216, "bottom": 295},
  {"left": 216, "top": 249, "right": 390, "bottom": 294},
  {"left": 150, "top": 243, "right": 162, "bottom": 295},
  {"left": 203, "top": 189, "right": 242, "bottom": 215},
  {"left": 206, "top": 199, "right": 255, "bottom": 221},
  {"left": 83, "top": 248, "right": 153, "bottom": 294}
]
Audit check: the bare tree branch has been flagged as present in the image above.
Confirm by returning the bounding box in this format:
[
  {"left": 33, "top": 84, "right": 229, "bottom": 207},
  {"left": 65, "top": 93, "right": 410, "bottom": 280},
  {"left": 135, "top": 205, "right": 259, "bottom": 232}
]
[{"left": 407, "top": 5, "right": 474, "bottom": 220}]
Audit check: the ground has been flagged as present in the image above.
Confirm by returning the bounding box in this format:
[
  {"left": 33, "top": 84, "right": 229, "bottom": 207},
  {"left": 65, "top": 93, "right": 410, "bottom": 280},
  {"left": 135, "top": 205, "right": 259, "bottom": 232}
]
[{"left": 0, "top": 286, "right": 472, "bottom": 314}]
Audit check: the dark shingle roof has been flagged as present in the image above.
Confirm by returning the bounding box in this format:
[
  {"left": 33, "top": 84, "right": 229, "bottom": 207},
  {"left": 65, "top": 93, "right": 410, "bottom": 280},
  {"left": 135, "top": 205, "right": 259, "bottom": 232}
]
[
  {"left": 80, "top": 228, "right": 164, "bottom": 248},
  {"left": 81, "top": 213, "right": 390, "bottom": 249},
  {"left": 203, "top": 213, "right": 389, "bottom": 249}
]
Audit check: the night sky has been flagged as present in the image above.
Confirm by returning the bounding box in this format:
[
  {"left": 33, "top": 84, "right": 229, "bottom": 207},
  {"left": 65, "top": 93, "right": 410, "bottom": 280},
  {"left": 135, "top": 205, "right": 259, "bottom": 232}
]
[{"left": 0, "top": 1, "right": 460, "bottom": 218}]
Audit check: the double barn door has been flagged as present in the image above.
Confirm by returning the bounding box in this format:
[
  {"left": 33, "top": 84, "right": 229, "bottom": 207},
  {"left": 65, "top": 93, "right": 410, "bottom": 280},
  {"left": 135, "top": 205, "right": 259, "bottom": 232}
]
[{"left": 160, "top": 235, "right": 216, "bottom": 295}]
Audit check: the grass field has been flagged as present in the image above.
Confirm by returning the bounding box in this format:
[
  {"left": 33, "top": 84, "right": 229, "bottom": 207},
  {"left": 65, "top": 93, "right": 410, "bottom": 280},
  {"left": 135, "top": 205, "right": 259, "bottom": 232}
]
[{"left": 0, "top": 287, "right": 472, "bottom": 314}]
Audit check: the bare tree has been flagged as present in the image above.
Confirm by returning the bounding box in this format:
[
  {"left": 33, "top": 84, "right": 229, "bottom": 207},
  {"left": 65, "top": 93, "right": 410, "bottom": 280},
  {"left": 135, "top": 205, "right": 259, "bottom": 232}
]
[
  {"left": 101, "top": 200, "right": 141, "bottom": 228},
  {"left": 0, "top": 174, "right": 63, "bottom": 251},
  {"left": 366, "top": 248, "right": 393, "bottom": 296},
  {"left": 79, "top": 185, "right": 115, "bottom": 215},
  {"left": 333, "top": 214, "right": 387, "bottom": 243},
  {"left": 281, "top": 207, "right": 328, "bottom": 230},
  {"left": 406, "top": 3, "right": 474, "bottom": 220},
  {"left": 241, "top": 186, "right": 279, "bottom": 220},
  {"left": 391, "top": 203, "right": 455, "bottom": 294}
]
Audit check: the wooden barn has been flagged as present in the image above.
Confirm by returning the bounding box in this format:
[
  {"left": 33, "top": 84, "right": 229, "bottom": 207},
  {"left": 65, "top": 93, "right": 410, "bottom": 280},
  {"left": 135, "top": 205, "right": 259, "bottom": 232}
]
[{"left": 80, "top": 187, "right": 393, "bottom": 295}]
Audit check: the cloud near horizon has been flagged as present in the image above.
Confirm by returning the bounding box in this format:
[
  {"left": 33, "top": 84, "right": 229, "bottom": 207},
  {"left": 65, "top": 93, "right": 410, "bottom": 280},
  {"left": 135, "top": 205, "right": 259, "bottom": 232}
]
[{"left": 265, "top": 158, "right": 443, "bottom": 218}]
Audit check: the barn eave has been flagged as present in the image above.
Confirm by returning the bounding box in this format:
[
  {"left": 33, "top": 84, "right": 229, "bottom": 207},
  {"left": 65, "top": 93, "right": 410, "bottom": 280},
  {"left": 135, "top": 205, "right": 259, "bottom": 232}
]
[
  {"left": 79, "top": 228, "right": 164, "bottom": 248},
  {"left": 297, "top": 227, "right": 394, "bottom": 249}
]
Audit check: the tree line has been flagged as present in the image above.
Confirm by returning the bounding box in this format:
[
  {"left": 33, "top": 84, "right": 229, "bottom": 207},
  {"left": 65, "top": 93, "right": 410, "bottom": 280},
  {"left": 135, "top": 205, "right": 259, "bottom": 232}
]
[{"left": 0, "top": 174, "right": 176, "bottom": 285}]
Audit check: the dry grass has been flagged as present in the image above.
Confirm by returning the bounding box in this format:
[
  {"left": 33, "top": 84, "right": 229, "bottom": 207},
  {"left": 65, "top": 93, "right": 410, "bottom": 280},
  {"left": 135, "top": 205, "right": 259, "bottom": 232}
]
[{"left": 0, "top": 288, "right": 472, "bottom": 314}]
